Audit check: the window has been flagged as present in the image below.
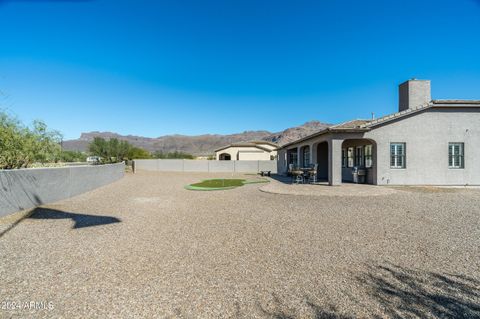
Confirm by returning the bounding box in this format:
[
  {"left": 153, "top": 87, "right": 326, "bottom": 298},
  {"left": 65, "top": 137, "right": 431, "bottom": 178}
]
[
  {"left": 364, "top": 145, "right": 373, "bottom": 168},
  {"left": 342, "top": 149, "right": 347, "bottom": 168},
  {"left": 355, "top": 146, "right": 364, "bottom": 167},
  {"left": 449, "top": 143, "right": 464, "bottom": 169},
  {"left": 347, "top": 147, "right": 354, "bottom": 167},
  {"left": 390, "top": 143, "right": 406, "bottom": 168},
  {"left": 288, "top": 151, "right": 298, "bottom": 166},
  {"left": 302, "top": 146, "right": 310, "bottom": 167}
]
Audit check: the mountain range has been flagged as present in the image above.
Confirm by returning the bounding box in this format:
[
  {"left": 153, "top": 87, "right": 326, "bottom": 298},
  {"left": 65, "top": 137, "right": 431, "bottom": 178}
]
[{"left": 62, "top": 121, "right": 330, "bottom": 156}]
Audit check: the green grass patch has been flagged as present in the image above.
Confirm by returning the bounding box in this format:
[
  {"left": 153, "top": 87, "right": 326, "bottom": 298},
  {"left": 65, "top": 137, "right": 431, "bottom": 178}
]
[
  {"left": 191, "top": 179, "right": 245, "bottom": 188},
  {"left": 185, "top": 178, "right": 269, "bottom": 191}
]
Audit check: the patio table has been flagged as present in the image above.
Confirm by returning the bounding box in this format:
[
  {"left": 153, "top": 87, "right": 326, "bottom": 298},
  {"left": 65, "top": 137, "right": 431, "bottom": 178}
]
[{"left": 300, "top": 167, "right": 316, "bottom": 184}]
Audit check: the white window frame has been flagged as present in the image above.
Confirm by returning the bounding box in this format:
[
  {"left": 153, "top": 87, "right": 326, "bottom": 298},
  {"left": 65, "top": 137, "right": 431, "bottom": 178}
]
[
  {"left": 448, "top": 143, "right": 464, "bottom": 169},
  {"left": 302, "top": 146, "right": 310, "bottom": 167},
  {"left": 364, "top": 145, "right": 373, "bottom": 168},
  {"left": 355, "top": 146, "right": 364, "bottom": 167},
  {"left": 390, "top": 143, "right": 406, "bottom": 169},
  {"left": 347, "top": 147, "right": 354, "bottom": 168},
  {"left": 288, "top": 151, "right": 298, "bottom": 166}
]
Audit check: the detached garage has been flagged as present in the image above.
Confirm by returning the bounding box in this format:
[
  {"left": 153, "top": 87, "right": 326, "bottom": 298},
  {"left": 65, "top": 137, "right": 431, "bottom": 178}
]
[{"left": 215, "top": 141, "right": 278, "bottom": 161}]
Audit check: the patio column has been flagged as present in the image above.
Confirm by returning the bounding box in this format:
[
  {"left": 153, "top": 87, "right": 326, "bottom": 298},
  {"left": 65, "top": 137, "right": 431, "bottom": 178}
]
[
  {"left": 328, "top": 139, "right": 343, "bottom": 186},
  {"left": 296, "top": 147, "right": 301, "bottom": 167},
  {"left": 371, "top": 142, "right": 378, "bottom": 185}
]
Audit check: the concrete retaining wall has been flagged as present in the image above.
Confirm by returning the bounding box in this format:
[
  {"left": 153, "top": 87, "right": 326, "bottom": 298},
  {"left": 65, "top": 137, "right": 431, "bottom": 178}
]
[
  {"left": 0, "top": 163, "right": 125, "bottom": 217},
  {"left": 134, "top": 159, "right": 277, "bottom": 174}
]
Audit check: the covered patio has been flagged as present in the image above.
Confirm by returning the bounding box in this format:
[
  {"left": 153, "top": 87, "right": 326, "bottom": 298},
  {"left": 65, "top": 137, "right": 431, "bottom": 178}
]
[{"left": 279, "top": 127, "right": 377, "bottom": 186}]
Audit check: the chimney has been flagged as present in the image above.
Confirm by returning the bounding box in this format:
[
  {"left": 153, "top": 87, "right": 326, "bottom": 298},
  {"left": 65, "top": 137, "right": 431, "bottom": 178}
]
[{"left": 398, "top": 79, "right": 431, "bottom": 112}]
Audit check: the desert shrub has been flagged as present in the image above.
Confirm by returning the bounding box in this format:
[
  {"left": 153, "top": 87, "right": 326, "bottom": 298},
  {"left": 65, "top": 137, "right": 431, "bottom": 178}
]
[
  {"left": 59, "top": 150, "right": 87, "bottom": 162},
  {"left": 152, "top": 150, "right": 194, "bottom": 159},
  {"left": 0, "top": 111, "right": 62, "bottom": 169}
]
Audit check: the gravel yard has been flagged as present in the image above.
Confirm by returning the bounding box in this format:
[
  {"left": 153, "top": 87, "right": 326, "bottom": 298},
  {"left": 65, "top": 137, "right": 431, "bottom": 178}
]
[{"left": 1, "top": 171, "right": 479, "bottom": 318}]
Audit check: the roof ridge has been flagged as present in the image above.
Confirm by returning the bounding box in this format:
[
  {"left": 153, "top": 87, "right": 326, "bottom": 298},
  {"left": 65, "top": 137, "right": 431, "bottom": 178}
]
[
  {"left": 330, "top": 118, "right": 370, "bottom": 128},
  {"left": 214, "top": 140, "right": 278, "bottom": 152},
  {"left": 363, "top": 103, "right": 431, "bottom": 128},
  {"left": 432, "top": 99, "right": 480, "bottom": 104}
]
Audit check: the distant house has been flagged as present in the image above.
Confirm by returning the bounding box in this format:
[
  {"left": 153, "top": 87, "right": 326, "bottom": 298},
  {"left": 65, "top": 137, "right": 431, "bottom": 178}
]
[
  {"left": 215, "top": 141, "right": 278, "bottom": 161},
  {"left": 277, "top": 79, "right": 480, "bottom": 186}
]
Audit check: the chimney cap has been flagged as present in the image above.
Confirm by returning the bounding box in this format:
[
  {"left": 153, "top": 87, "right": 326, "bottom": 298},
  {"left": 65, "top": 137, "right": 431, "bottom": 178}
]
[{"left": 400, "top": 78, "right": 431, "bottom": 86}]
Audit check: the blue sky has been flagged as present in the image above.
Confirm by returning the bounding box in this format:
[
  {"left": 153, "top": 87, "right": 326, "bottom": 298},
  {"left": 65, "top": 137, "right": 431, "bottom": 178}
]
[{"left": 1, "top": 0, "right": 479, "bottom": 139}]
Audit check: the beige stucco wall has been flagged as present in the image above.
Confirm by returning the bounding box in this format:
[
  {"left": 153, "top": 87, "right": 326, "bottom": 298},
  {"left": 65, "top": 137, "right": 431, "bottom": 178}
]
[
  {"left": 238, "top": 151, "right": 271, "bottom": 161},
  {"left": 364, "top": 108, "right": 480, "bottom": 185},
  {"left": 216, "top": 145, "right": 277, "bottom": 161}
]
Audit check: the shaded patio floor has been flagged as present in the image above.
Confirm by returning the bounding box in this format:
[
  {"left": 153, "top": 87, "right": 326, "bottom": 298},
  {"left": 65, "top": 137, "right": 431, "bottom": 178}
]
[{"left": 262, "top": 174, "right": 399, "bottom": 197}]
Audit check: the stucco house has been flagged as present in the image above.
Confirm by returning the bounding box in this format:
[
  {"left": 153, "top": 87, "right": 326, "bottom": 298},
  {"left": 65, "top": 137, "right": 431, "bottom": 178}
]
[
  {"left": 277, "top": 79, "right": 480, "bottom": 186},
  {"left": 215, "top": 141, "right": 278, "bottom": 161}
]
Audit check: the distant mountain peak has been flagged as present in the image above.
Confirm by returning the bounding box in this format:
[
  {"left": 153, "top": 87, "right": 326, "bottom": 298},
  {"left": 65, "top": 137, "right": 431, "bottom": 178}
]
[
  {"left": 262, "top": 120, "right": 330, "bottom": 145},
  {"left": 64, "top": 121, "right": 331, "bottom": 155}
]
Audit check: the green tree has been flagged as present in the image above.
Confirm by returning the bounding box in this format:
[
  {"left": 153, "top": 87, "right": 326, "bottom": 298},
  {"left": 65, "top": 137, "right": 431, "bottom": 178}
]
[
  {"left": 88, "top": 137, "right": 109, "bottom": 159},
  {"left": 0, "top": 111, "right": 62, "bottom": 169},
  {"left": 59, "top": 150, "right": 87, "bottom": 162},
  {"left": 151, "top": 150, "right": 165, "bottom": 159},
  {"left": 30, "top": 120, "right": 62, "bottom": 163},
  {"left": 128, "top": 147, "right": 151, "bottom": 159},
  {"left": 88, "top": 137, "right": 149, "bottom": 162}
]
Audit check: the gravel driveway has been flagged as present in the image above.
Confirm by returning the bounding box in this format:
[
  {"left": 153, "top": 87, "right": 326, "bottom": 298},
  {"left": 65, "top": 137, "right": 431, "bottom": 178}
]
[{"left": 1, "top": 171, "right": 479, "bottom": 318}]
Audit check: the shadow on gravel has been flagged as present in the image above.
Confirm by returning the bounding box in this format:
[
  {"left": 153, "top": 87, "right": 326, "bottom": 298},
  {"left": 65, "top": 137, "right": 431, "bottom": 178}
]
[
  {"left": 29, "top": 207, "right": 121, "bottom": 229},
  {"left": 257, "top": 263, "right": 480, "bottom": 318},
  {"left": 357, "top": 263, "right": 480, "bottom": 318},
  {"left": 256, "top": 292, "right": 355, "bottom": 319},
  {"left": 258, "top": 299, "right": 354, "bottom": 319}
]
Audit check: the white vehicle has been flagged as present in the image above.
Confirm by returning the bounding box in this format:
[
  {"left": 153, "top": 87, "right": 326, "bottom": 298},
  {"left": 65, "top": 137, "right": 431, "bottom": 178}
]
[{"left": 86, "top": 156, "right": 102, "bottom": 164}]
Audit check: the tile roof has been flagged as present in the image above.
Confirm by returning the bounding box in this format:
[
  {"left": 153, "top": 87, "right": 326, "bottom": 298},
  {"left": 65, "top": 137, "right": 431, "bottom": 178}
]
[
  {"left": 214, "top": 141, "right": 278, "bottom": 152},
  {"left": 281, "top": 99, "right": 480, "bottom": 149},
  {"left": 361, "top": 99, "right": 480, "bottom": 129},
  {"left": 330, "top": 119, "right": 372, "bottom": 129}
]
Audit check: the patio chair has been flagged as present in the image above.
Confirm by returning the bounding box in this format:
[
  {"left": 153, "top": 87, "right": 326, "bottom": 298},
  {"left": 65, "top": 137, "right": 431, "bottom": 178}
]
[
  {"left": 307, "top": 164, "right": 318, "bottom": 184},
  {"left": 291, "top": 169, "right": 304, "bottom": 184}
]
